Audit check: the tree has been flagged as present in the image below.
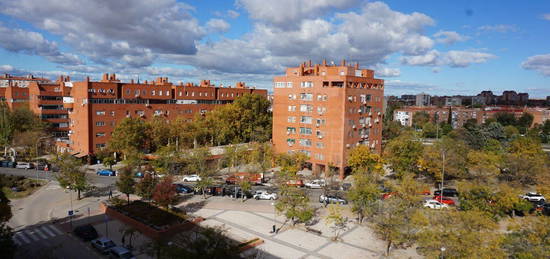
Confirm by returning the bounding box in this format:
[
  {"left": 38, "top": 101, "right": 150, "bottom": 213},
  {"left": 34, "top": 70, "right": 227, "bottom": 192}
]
[
  {"left": 324, "top": 204, "right": 348, "bottom": 241},
  {"left": 458, "top": 182, "right": 531, "bottom": 219},
  {"left": 412, "top": 111, "right": 430, "bottom": 128},
  {"left": 0, "top": 102, "right": 13, "bottom": 155},
  {"left": 347, "top": 145, "right": 384, "bottom": 175},
  {"left": 184, "top": 147, "right": 215, "bottom": 199},
  {"left": 501, "top": 137, "right": 547, "bottom": 185},
  {"left": 419, "top": 136, "right": 469, "bottom": 181},
  {"left": 116, "top": 167, "right": 136, "bottom": 205},
  {"left": 422, "top": 122, "right": 437, "bottom": 138},
  {"left": 503, "top": 125, "right": 520, "bottom": 140},
  {"left": 246, "top": 142, "right": 273, "bottom": 174},
  {"left": 495, "top": 112, "right": 517, "bottom": 127},
  {"left": 503, "top": 216, "right": 550, "bottom": 258},
  {"left": 384, "top": 131, "right": 424, "bottom": 177},
  {"left": 346, "top": 172, "right": 380, "bottom": 223},
  {"left": 382, "top": 120, "right": 404, "bottom": 140},
  {"left": 152, "top": 176, "right": 177, "bottom": 209},
  {"left": 136, "top": 173, "right": 156, "bottom": 201},
  {"left": 369, "top": 198, "right": 417, "bottom": 256},
  {"left": 413, "top": 209, "right": 505, "bottom": 259},
  {"left": 0, "top": 178, "right": 15, "bottom": 258},
  {"left": 516, "top": 112, "right": 534, "bottom": 134},
  {"left": 158, "top": 226, "right": 241, "bottom": 259},
  {"left": 275, "top": 185, "right": 314, "bottom": 226},
  {"left": 237, "top": 176, "right": 251, "bottom": 202},
  {"left": 53, "top": 153, "right": 88, "bottom": 200},
  {"left": 109, "top": 117, "right": 150, "bottom": 156},
  {"left": 466, "top": 150, "right": 502, "bottom": 182}
]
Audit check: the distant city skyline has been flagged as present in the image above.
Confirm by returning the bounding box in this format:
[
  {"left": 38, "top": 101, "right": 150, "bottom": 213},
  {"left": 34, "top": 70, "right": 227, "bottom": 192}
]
[{"left": 0, "top": 0, "right": 549, "bottom": 97}]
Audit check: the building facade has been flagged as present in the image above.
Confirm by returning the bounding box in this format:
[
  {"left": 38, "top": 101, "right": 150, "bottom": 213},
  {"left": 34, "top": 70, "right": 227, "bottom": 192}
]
[
  {"left": 415, "top": 93, "right": 431, "bottom": 107},
  {"left": 272, "top": 60, "right": 384, "bottom": 179}
]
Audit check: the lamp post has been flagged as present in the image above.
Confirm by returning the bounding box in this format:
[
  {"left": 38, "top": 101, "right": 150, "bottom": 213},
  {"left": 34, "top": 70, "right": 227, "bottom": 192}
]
[
  {"left": 34, "top": 135, "right": 52, "bottom": 180},
  {"left": 440, "top": 246, "right": 446, "bottom": 259},
  {"left": 271, "top": 202, "right": 276, "bottom": 233},
  {"left": 440, "top": 151, "right": 446, "bottom": 209}
]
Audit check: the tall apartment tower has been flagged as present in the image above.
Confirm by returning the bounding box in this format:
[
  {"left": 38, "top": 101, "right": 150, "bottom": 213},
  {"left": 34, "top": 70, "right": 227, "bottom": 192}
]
[{"left": 272, "top": 60, "right": 384, "bottom": 179}]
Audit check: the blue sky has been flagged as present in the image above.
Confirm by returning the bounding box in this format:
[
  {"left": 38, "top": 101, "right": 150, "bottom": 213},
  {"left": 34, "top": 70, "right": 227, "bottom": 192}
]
[{"left": 0, "top": 0, "right": 549, "bottom": 97}]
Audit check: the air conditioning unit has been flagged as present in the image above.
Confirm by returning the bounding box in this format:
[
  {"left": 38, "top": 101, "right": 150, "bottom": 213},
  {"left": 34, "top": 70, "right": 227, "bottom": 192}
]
[
  {"left": 368, "top": 112, "right": 372, "bottom": 116},
  {"left": 352, "top": 125, "right": 356, "bottom": 129},
  {"left": 318, "top": 135, "right": 323, "bottom": 139},
  {"left": 371, "top": 143, "right": 376, "bottom": 148},
  {"left": 378, "top": 112, "right": 381, "bottom": 116},
  {"left": 346, "top": 144, "right": 350, "bottom": 148},
  {"left": 286, "top": 131, "right": 290, "bottom": 135},
  {"left": 316, "top": 123, "right": 320, "bottom": 127},
  {"left": 375, "top": 119, "right": 379, "bottom": 123},
  {"left": 369, "top": 123, "right": 372, "bottom": 127}
]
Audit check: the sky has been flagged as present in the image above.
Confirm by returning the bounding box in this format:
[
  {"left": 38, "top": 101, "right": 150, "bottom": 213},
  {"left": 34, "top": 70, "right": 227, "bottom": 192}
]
[{"left": 0, "top": 0, "right": 549, "bottom": 97}]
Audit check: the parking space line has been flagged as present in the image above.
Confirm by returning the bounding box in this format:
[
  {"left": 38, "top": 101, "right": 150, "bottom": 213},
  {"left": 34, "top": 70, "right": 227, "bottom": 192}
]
[
  {"left": 14, "top": 232, "right": 31, "bottom": 244},
  {"left": 48, "top": 225, "right": 63, "bottom": 235},
  {"left": 34, "top": 228, "right": 48, "bottom": 239},
  {"left": 41, "top": 226, "right": 56, "bottom": 237},
  {"left": 25, "top": 230, "right": 40, "bottom": 241}
]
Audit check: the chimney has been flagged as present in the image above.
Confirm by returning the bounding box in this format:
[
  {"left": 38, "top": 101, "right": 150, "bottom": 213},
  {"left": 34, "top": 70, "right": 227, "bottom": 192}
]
[
  {"left": 322, "top": 59, "right": 327, "bottom": 66},
  {"left": 85, "top": 76, "right": 90, "bottom": 82},
  {"left": 341, "top": 59, "right": 346, "bottom": 66},
  {"left": 354, "top": 62, "right": 359, "bottom": 69},
  {"left": 130, "top": 79, "right": 134, "bottom": 84},
  {"left": 102, "top": 73, "right": 109, "bottom": 82}
]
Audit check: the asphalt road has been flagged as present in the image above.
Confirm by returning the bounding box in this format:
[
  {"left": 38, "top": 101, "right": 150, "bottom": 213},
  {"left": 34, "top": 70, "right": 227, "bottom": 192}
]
[{"left": 0, "top": 167, "right": 118, "bottom": 187}]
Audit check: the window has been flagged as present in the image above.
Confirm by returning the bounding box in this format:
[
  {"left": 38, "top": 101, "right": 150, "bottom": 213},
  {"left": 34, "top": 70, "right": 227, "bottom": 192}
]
[
  {"left": 287, "top": 127, "right": 296, "bottom": 134},
  {"left": 316, "top": 142, "right": 324, "bottom": 149},
  {"left": 299, "top": 139, "right": 312, "bottom": 147},
  {"left": 274, "top": 82, "right": 286, "bottom": 88},
  {"left": 287, "top": 138, "right": 295, "bottom": 146},
  {"left": 111, "top": 111, "right": 115, "bottom": 116},
  {"left": 136, "top": 110, "right": 145, "bottom": 116},
  {"left": 166, "top": 90, "right": 169, "bottom": 96},
  {"left": 316, "top": 130, "right": 323, "bottom": 137},
  {"left": 287, "top": 116, "right": 296, "bottom": 123},
  {"left": 299, "top": 127, "right": 312, "bottom": 135},
  {"left": 134, "top": 90, "right": 139, "bottom": 96},
  {"left": 199, "top": 92, "right": 202, "bottom": 97},
  {"left": 314, "top": 153, "right": 325, "bottom": 160},
  {"left": 205, "top": 92, "right": 208, "bottom": 97},
  {"left": 300, "top": 81, "right": 313, "bottom": 88},
  {"left": 300, "top": 104, "right": 313, "bottom": 112},
  {"left": 287, "top": 82, "right": 293, "bottom": 88},
  {"left": 316, "top": 118, "right": 326, "bottom": 126},
  {"left": 178, "top": 91, "right": 182, "bottom": 96},
  {"left": 317, "top": 106, "right": 326, "bottom": 114},
  {"left": 159, "top": 90, "right": 163, "bottom": 96},
  {"left": 96, "top": 132, "right": 106, "bottom": 137},
  {"left": 288, "top": 94, "right": 296, "bottom": 100},
  {"left": 96, "top": 111, "right": 105, "bottom": 116},
  {"left": 323, "top": 95, "right": 328, "bottom": 101},
  {"left": 95, "top": 122, "right": 105, "bottom": 127},
  {"left": 96, "top": 143, "right": 106, "bottom": 149},
  {"left": 300, "top": 93, "right": 313, "bottom": 101},
  {"left": 152, "top": 90, "right": 155, "bottom": 96},
  {"left": 300, "top": 116, "right": 312, "bottom": 124},
  {"left": 288, "top": 105, "right": 296, "bottom": 112}
]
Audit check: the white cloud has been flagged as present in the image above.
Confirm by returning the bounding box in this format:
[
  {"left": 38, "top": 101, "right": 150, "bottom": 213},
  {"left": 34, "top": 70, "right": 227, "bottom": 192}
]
[
  {"left": 542, "top": 13, "right": 550, "bottom": 21},
  {"left": 206, "top": 19, "right": 231, "bottom": 33},
  {"left": 227, "top": 10, "right": 240, "bottom": 19},
  {"left": 477, "top": 24, "right": 517, "bottom": 33},
  {"left": 433, "top": 30, "right": 469, "bottom": 45},
  {"left": 374, "top": 67, "right": 401, "bottom": 77},
  {"left": 237, "top": 0, "right": 358, "bottom": 30},
  {"left": 521, "top": 54, "right": 550, "bottom": 76},
  {"left": 443, "top": 50, "right": 496, "bottom": 67},
  {"left": 401, "top": 50, "right": 495, "bottom": 68},
  {"left": 0, "top": 24, "right": 82, "bottom": 65},
  {"left": 0, "top": 0, "right": 204, "bottom": 68}
]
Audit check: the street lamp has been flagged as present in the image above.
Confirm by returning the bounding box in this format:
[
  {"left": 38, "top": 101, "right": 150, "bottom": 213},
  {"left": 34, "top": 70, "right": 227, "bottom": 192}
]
[
  {"left": 35, "top": 135, "right": 52, "bottom": 180},
  {"left": 440, "top": 246, "right": 446, "bottom": 259},
  {"left": 271, "top": 202, "right": 276, "bottom": 234}
]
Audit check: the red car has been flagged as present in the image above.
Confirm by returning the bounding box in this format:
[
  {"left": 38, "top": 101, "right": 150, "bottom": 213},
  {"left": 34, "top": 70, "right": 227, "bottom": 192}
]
[{"left": 433, "top": 196, "right": 455, "bottom": 205}]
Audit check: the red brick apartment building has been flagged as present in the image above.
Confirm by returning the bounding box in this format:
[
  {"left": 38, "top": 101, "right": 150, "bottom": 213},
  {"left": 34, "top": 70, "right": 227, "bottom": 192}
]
[
  {"left": 394, "top": 106, "right": 550, "bottom": 128},
  {"left": 0, "top": 73, "right": 267, "bottom": 158},
  {"left": 272, "top": 60, "right": 384, "bottom": 179}
]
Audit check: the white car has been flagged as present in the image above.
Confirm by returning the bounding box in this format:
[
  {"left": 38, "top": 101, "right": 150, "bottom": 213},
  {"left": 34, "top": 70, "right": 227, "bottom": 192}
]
[
  {"left": 423, "top": 199, "right": 449, "bottom": 209},
  {"left": 305, "top": 179, "right": 326, "bottom": 189},
  {"left": 520, "top": 192, "right": 545, "bottom": 202},
  {"left": 253, "top": 190, "right": 278, "bottom": 200},
  {"left": 182, "top": 174, "right": 201, "bottom": 182},
  {"left": 16, "top": 162, "right": 33, "bottom": 169}
]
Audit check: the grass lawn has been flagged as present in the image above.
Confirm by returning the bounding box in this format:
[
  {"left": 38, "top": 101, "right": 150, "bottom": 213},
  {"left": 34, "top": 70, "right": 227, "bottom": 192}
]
[{"left": 2, "top": 178, "right": 46, "bottom": 199}]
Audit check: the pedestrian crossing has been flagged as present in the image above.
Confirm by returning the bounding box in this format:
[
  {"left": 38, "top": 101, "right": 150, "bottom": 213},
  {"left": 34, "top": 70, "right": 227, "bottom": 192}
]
[{"left": 13, "top": 224, "right": 64, "bottom": 246}]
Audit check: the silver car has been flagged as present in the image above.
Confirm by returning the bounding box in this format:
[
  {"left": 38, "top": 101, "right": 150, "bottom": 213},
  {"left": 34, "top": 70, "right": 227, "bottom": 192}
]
[{"left": 91, "top": 237, "right": 116, "bottom": 254}]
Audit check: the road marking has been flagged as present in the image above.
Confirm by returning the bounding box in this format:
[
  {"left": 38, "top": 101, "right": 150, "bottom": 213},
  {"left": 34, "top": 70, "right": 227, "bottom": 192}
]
[
  {"left": 25, "top": 230, "right": 40, "bottom": 242},
  {"left": 41, "top": 226, "right": 56, "bottom": 237},
  {"left": 14, "top": 232, "right": 31, "bottom": 244},
  {"left": 34, "top": 228, "right": 48, "bottom": 239},
  {"left": 47, "top": 225, "right": 63, "bottom": 235}
]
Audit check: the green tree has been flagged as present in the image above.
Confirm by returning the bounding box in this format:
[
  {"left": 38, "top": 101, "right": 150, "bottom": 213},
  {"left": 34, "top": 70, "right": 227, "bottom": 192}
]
[
  {"left": 346, "top": 172, "right": 380, "bottom": 223},
  {"left": 184, "top": 147, "right": 215, "bottom": 199},
  {"left": 53, "top": 153, "right": 88, "bottom": 200},
  {"left": 136, "top": 173, "right": 156, "bottom": 201},
  {"left": 116, "top": 166, "right": 136, "bottom": 205},
  {"left": 109, "top": 117, "right": 150, "bottom": 156},
  {"left": 516, "top": 112, "right": 534, "bottom": 134},
  {"left": 503, "top": 125, "right": 520, "bottom": 140},
  {"left": 503, "top": 216, "right": 550, "bottom": 258},
  {"left": 0, "top": 102, "right": 13, "bottom": 155},
  {"left": 369, "top": 198, "right": 417, "bottom": 256},
  {"left": 382, "top": 120, "right": 404, "bottom": 140},
  {"left": 384, "top": 131, "right": 424, "bottom": 177},
  {"left": 466, "top": 150, "right": 502, "bottom": 182},
  {"left": 0, "top": 175, "right": 15, "bottom": 258},
  {"left": 275, "top": 185, "right": 314, "bottom": 226},
  {"left": 422, "top": 122, "right": 437, "bottom": 138},
  {"left": 324, "top": 204, "right": 348, "bottom": 241},
  {"left": 495, "top": 112, "right": 517, "bottom": 127},
  {"left": 147, "top": 116, "right": 171, "bottom": 151},
  {"left": 413, "top": 209, "right": 505, "bottom": 259},
  {"left": 420, "top": 136, "right": 469, "bottom": 181},
  {"left": 501, "top": 137, "right": 547, "bottom": 185},
  {"left": 412, "top": 111, "right": 430, "bottom": 128},
  {"left": 158, "top": 226, "right": 241, "bottom": 259}
]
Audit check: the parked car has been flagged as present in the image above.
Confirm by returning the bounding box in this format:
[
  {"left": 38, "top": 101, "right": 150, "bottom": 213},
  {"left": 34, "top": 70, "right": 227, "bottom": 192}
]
[
  {"left": 91, "top": 237, "right": 116, "bottom": 254},
  {"left": 433, "top": 196, "right": 455, "bottom": 205},
  {"left": 6, "top": 161, "right": 16, "bottom": 168},
  {"left": 15, "top": 162, "right": 33, "bottom": 169},
  {"left": 225, "top": 187, "right": 253, "bottom": 199},
  {"left": 520, "top": 192, "right": 545, "bottom": 202},
  {"left": 286, "top": 179, "right": 305, "bottom": 187},
  {"left": 305, "top": 179, "right": 325, "bottom": 189},
  {"left": 433, "top": 188, "right": 459, "bottom": 197},
  {"left": 225, "top": 172, "right": 263, "bottom": 185},
  {"left": 73, "top": 224, "right": 98, "bottom": 241},
  {"left": 183, "top": 174, "right": 201, "bottom": 182},
  {"left": 34, "top": 162, "right": 49, "bottom": 170},
  {"left": 96, "top": 169, "right": 116, "bottom": 176},
  {"left": 319, "top": 194, "right": 348, "bottom": 205},
  {"left": 253, "top": 190, "right": 278, "bottom": 200},
  {"left": 108, "top": 246, "right": 136, "bottom": 259},
  {"left": 0, "top": 160, "right": 8, "bottom": 167},
  {"left": 423, "top": 199, "right": 449, "bottom": 209},
  {"left": 542, "top": 203, "right": 550, "bottom": 216},
  {"left": 174, "top": 184, "right": 193, "bottom": 194}
]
